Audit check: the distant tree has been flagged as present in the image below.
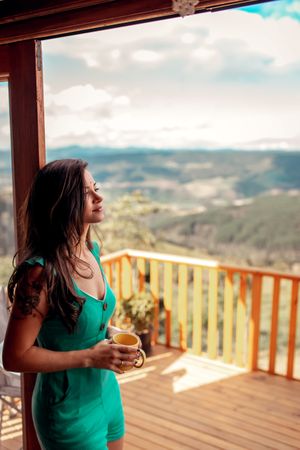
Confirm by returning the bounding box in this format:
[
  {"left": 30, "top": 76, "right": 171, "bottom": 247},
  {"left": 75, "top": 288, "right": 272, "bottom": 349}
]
[{"left": 93, "top": 190, "right": 163, "bottom": 253}]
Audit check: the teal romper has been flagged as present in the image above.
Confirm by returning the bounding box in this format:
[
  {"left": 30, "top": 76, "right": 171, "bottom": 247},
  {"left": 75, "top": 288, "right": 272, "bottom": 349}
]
[{"left": 27, "top": 241, "right": 125, "bottom": 450}]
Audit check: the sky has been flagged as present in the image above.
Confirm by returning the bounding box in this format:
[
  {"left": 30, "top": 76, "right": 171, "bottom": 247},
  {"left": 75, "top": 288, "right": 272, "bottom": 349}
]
[{"left": 1, "top": 0, "right": 300, "bottom": 151}]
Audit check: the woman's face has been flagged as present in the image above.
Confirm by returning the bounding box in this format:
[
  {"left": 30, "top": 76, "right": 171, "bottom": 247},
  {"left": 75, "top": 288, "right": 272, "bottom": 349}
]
[{"left": 83, "top": 169, "right": 104, "bottom": 224}]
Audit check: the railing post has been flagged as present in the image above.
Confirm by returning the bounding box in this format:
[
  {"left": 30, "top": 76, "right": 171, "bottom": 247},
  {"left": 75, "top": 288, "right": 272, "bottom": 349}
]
[
  {"left": 115, "top": 260, "right": 122, "bottom": 301},
  {"left": 287, "top": 280, "right": 299, "bottom": 379},
  {"left": 163, "top": 262, "right": 172, "bottom": 347},
  {"left": 121, "top": 255, "right": 132, "bottom": 299},
  {"left": 150, "top": 260, "right": 159, "bottom": 344},
  {"left": 223, "top": 271, "right": 234, "bottom": 364},
  {"left": 178, "top": 264, "right": 188, "bottom": 351},
  {"left": 269, "top": 276, "right": 280, "bottom": 374},
  {"left": 137, "top": 257, "right": 146, "bottom": 293},
  {"left": 193, "top": 267, "right": 202, "bottom": 355},
  {"left": 235, "top": 273, "right": 247, "bottom": 367},
  {"left": 208, "top": 268, "right": 218, "bottom": 359},
  {"left": 248, "top": 274, "right": 262, "bottom": 371}
]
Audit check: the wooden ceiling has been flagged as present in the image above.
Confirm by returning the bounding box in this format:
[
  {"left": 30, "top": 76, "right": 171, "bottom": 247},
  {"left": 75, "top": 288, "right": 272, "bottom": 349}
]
[{"left": 0, "top": 0, "right": 273, "bottom": 45}]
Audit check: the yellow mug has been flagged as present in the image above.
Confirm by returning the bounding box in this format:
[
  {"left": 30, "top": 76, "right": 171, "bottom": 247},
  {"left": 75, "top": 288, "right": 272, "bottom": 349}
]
[{"left": 112, "top": 332, "right": 146, "bottom": 371}]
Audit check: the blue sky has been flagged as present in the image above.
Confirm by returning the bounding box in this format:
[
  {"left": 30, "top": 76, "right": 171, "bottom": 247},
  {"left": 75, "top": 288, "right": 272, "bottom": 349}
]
[
  {"left": 243, "top": 0, "right": 300, "bottom": 20},
  {"left": 1, "top": 0, "right": 300, "bottom": 151}
]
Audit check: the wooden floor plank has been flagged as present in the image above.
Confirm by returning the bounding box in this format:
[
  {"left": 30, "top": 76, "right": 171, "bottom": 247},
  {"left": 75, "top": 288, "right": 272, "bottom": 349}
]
[
  {"left": 122, "top": 365, "right": 300, "bottom": 431},
  {"left": 1, "top": 344, "right": 300, "bottom": 450},
  {"left": 120, "top": 345, "right": 300, "bottom": 450},
  {"left": 128, "top": 369, "right": 300, "bottom": 429},
  {"left": 124, "top": 394, "right": 296, "bottom": 450},
  {"left": 124, "top": 381, "right": 300, "bottom": 447}
]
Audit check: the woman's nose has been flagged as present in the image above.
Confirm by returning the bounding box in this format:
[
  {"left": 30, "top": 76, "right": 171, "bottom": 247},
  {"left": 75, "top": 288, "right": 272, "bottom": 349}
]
[{"left": 94, "top": 191, "right": 103, "bottom": 202}]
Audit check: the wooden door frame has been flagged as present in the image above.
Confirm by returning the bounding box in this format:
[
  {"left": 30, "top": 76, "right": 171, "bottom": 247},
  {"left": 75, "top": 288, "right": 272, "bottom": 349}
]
[{"left": 0, "top": 41, "right": 45, "bottom": 450}]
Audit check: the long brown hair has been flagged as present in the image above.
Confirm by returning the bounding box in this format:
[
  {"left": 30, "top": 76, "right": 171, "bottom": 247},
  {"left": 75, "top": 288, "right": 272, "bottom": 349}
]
[{"left": 8, "top": 159, "right": 93, "bottom": 333}]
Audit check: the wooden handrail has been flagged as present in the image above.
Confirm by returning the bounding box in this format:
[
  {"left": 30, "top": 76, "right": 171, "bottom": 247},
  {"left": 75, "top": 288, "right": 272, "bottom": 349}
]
[{"left": 102, "top": 248, "right": 300, "bottom": 282}]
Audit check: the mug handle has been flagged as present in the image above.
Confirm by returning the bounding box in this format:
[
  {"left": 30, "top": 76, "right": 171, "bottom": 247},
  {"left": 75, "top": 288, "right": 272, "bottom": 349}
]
[{"left": 134, "top": 348, "right": 146, "bottom": 368}]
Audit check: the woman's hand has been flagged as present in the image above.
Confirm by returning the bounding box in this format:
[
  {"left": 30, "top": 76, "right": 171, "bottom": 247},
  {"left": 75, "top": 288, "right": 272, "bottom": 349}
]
[{"left": 87, "top": 339, "right": 139, "bottom": 374}]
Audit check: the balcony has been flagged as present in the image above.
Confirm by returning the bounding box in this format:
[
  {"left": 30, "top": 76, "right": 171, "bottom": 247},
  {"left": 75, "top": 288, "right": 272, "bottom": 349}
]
[{"left": 1, "top": 249, "right": 300, "bottom": 449}]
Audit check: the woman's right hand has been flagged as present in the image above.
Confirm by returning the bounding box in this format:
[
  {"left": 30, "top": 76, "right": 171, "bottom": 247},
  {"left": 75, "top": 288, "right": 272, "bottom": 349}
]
[{"left": 87, "top": 340, "right": 139, "bottom": 374}]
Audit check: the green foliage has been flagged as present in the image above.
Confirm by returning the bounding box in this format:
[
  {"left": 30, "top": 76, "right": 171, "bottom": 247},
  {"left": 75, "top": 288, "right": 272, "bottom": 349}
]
[
  {"left": 117, "top": 292, "right": 155, "bottom": 332},
  {"left": 93, "top": 190, "right": 164, "bottom": 253}
]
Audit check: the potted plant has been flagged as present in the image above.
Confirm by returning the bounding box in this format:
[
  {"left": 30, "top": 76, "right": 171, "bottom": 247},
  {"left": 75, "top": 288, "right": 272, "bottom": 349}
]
[{"left": 116, "top": 291, "right": 154, "bottom": 355}]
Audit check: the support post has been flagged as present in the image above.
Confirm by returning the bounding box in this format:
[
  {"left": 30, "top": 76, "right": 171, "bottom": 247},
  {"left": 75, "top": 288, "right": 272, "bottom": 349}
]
[{"left": 9, "top": 39, "right": 46, "bottom": 450}]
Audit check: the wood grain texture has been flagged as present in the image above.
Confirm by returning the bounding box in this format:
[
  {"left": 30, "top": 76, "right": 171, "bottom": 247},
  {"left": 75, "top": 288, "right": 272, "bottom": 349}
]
[
  {"left": 0, "top": 45, "right": 10, "bottom": 78},
  {"left": 2, "top": 345, "right": 300, "bottom": 450},
  {"left": 287, "top": 280, "right": 299, "bottom": 379},
  {"left": 223, "top": 270, "right": 234, "bottom": 364},
  {"left": 163, "top": 262, "right": 172, "bottom": 347},
  {"left": 269, "top": 276, "right": 280, "bottom": 374},
  {"left": 248, "top": 274, "right": 262, "bottom": 370},
  {"left": 6, "top": 39, "right": 46, "bottom": 450},
  {"left": 120, "top": 345, "right": 300, "bottom": 450},
  {"left": 178, "top": 264, "right": 188, "bottom": 351},
  {"left": 150, "top": 260, "right": 159, "bottom": 343},
  {"left": 192, "top": 266, "right": 202, "bottom": 355},
  {"left": 0, "top": 0, "right": 277, "bottom": 45},
  {"left": 235, "top": 272, "right": 247, "bottom": 367}
]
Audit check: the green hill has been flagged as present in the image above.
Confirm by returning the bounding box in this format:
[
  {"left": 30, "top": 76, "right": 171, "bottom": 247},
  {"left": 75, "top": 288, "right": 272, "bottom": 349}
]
[{"left": 154, "top": 194, "right": 300, "bottom": 269}]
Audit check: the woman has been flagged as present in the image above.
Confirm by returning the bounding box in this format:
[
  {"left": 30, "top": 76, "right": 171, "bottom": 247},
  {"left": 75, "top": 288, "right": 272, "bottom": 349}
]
[{"left": 3, "top": 159, "right": 139, "bottom": 450}]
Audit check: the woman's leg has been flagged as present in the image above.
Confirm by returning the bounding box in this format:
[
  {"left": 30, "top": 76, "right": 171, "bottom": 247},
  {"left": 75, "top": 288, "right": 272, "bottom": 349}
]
[{"left": 108, "top": 436, "right": 124, "bottom": 450}]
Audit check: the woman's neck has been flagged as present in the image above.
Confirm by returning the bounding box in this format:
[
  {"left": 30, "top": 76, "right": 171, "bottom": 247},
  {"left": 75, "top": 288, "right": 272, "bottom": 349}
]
[{"left": 74, "top": 224, "right": 89, "bottom": 257}]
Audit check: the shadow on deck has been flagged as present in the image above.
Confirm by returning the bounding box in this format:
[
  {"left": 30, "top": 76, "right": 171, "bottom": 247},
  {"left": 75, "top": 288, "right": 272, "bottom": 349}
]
[{"left": 1, "top": 344, "right": 300, "bottom": 450}]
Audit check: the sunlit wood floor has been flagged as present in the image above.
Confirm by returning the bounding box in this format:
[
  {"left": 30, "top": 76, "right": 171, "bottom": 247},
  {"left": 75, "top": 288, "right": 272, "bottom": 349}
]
[
  {"left": 0, "top": 404, "right": 22, "bottom": 450},
  {"left": 1, "top": 344, "right": 300, "bottom": 450},
  {"left": 120, "top": 345, "right": 300, "bottom": 450}
]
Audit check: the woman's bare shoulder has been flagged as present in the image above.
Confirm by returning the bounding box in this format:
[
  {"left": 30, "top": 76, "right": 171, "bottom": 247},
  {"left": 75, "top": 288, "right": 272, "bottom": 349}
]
[{"left": 13, "top": 263, "right": 48, "bottom": 319}]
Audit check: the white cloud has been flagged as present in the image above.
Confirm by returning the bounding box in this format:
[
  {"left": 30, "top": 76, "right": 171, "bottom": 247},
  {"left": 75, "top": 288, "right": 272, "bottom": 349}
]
[
  {"left": 181, "top": 32, "right": 197, "bottom": 44},
  {"left": 191, "top": 47, "right": 217, "bottom": 62},
  {"left": 131, "top": 49, "right": 164, "bottom": 63},
  {"left": 51, "top": 84, "right": 112, "bottom": 111},
  {"left": 44, "top": 84, "right": 132, "bottom": 148},
  {"left": 113, "top": 96, "right": 130, "bottom": 106},
  {"left": 40, "top": 6, "right": 300, "bottom": 150},
  {"left": 111, "top": 49, "right": 121, "bottom": 60},
  {"left": 287, "top": 2, "right": 300, "bottom": 14}
]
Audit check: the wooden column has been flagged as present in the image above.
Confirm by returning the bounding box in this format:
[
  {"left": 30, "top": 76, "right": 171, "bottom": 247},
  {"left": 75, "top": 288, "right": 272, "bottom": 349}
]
[
  {"left": 0, "top": 45, "right": 10, "bottom": 79},
  {"left": 9, "top": 40, "right": 46, "bottom": 450}
]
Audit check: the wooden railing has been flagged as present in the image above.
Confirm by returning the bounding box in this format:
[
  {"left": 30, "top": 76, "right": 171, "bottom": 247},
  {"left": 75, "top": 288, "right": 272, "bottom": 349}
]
[{"left": 102, "top": 248, "right": 300, "bottom": 380}]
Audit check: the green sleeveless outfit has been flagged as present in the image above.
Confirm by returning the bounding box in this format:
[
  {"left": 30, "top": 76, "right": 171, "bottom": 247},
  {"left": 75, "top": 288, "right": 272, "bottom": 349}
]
[{"left": 27, "top": 242, "right": 125, "bottom": 450}]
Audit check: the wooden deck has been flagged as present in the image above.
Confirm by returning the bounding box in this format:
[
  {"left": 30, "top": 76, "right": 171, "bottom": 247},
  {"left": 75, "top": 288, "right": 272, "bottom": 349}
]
[
  {"left": 120, "top": 345, "right": 300, "bottom": 450},
  {"left": 1, "top": 344, "right": 300, "bottom": 450}
]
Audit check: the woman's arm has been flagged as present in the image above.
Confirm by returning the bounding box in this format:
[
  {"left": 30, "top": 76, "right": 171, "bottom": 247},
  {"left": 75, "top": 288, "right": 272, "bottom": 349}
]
[{"left": 3, "top": 266, "right": 138, "bottom": 374}]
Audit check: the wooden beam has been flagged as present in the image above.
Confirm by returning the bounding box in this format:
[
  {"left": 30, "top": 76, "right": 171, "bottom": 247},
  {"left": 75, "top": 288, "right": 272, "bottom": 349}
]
[
  {"left": 0, "top": 45, "right": 10, "bottom": 79},
  {"left": 0, "top": 0, "right": 114, "bottom": 24},
  {"left": 8, "top": 39, "right": 46, "bottom": 450},
  {"left": 0, "top": 0, "right": 276, "bottom": 45}
]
